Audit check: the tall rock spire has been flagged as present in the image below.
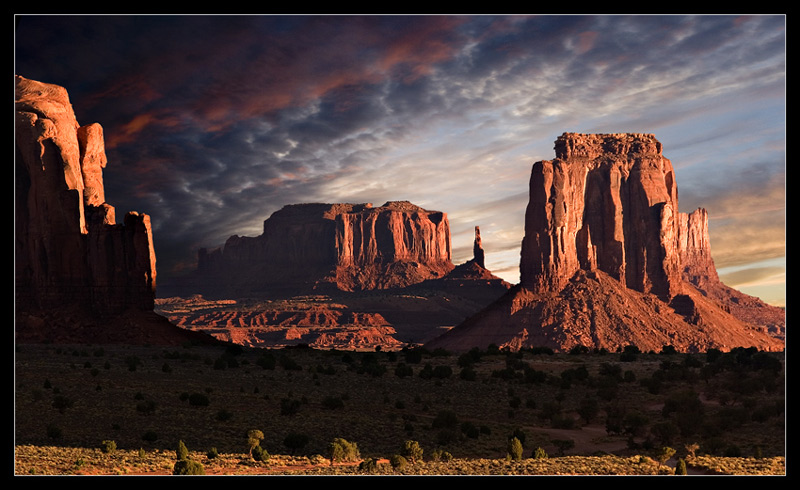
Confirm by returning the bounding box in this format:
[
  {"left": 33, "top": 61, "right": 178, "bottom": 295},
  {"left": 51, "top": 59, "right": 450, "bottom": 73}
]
[{"left": 473, "top": 226, "right": 485, "bottom": 268}]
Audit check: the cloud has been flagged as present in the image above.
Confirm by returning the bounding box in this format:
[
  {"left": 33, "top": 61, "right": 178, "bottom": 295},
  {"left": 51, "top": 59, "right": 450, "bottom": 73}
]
[{"left": 14, "top": 15, "right": 784, "bottom": 305}]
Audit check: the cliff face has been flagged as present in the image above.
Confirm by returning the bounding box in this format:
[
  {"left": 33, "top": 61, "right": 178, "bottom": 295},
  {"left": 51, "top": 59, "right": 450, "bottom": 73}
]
[
  {"left": 193, "top": 201, "right": 454, "bottom": 295},
  {"left": 520, "top": 133, "right": 681, "bottom": 299},
  {"left": 15, "top": 76, "right": 157, "bottom": 316},
  {"left": 427, "top": 132, "right": 784, "bottom": 353}
]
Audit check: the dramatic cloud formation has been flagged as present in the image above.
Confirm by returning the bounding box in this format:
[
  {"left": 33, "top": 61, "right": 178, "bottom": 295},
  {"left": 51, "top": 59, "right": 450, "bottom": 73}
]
[{"left": 14, "top": 14, "right": 785, "bottom": 305}]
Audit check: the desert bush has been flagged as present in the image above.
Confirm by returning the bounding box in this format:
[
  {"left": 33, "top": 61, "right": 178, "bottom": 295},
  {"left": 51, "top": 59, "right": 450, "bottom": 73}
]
[
  {"left": 431, "top": 449, "right": 453, "bottom": 462},
  {"left": 358, "top": 457, "right": 379, "bottom": 473},
  {"left": 578, "top": 397, "right": 599, "bottom": 424},
  {"left": 401, "top": 440, "right": 423, "bottom": 464},
  {"left": 431, "top": 365, "right": 452, "bottom": 379},
  {"left": 675, "top": 458, "right": 687, "bottom": 475},
  {"left": 394, "top": 363, "right": 413, "bottom": 378},
  {"left": 100, "top": 440, "right": 116, "bottom": 454},
  {"left": 176, "top": 440, "right": 189, "bottom": 461},
  {"left": 247, "top": 429, "right": 264, "bottom": 456},
  {"left": 532, "top": 447, "right": 548, "bottom": 459},
  {"left": 653, "top": 446, "right": 676, "bottom": 465},
  {"left": 173, "top": 459, "right": 205, "bottom": 475},
  {"left": 52, "top": 395, "right": 74, "bottom": 413},
  {"left": 283, "top": 432, "right": 309, "bottom": 455},
  {"left": 552, "top": 439, "right": 575, "bottom": 456},
  {"left": 390, "top": 454, "right": 408, "bottom": 470},
  {"left": 432, "top": 410, "right": 459, "bottom": 430},
  {"left": 206, "top": 447, "right": 218, "bottom": 459},
  {"left": 459, "top": 366, "right": 477, "bottom": 381},
  {"left": 507, "top": 437, "right": 523, "bottom": 461},
  {"left": 252, "top": 445, "right": 269, "bottom": 462},
  {"left": 328, "top": 438, "right": 360, "bottom": 463}
]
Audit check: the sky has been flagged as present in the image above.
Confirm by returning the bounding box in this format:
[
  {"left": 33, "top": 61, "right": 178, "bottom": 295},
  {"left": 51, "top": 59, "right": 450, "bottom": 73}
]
[{"left": 14, "top": 14, "right": 786, "bottom": 306}]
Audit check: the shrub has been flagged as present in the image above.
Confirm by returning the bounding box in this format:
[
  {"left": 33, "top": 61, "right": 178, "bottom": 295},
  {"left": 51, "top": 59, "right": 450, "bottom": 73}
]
[
  {"left": 507, "top": 437, "right": 523, "bottom": 461},
  {"left": 552, "top": 439, "right": 575, "bottom": 456},
  {"left": 100, "top": 440, "right": 116, "bottom": 454},
  {"left": 675, "top": 458, "right": 687, "bottom": 475},
  {"left": 432, "top": 410, "right": 459, "bottom": 430},
  {"left": 358, "top": 457, "right": 378, "bottom": 473},
  {"left": 390, "top": 454, "right": 408, "bottom": 470},
  {"left": 401, "top": 440, "right": 423, "bottom": 464},
  {"left": 142, "top": 431, "right": 158, "bottom": 442},
  {"left": 654, "top": 446, "right": 676, "bottom": 464},
  {"left": 394, "top": 363, "right": 413, "bottom": 378},
  {"left": 283, "top": 432, "right": 310, "bottom": 455},
  {"left": 532, "top": 447, "right": 548, "bottom": 459},
  {"left": 52, "top": 395, "right": 74, "bottom": 413},
  {"left": 329, "top": 438, "right": 360, "bottom": 463},
  {"left": 176, "top": 440, "right": 189, "bottom": 461},
  {"left": 206, "top": 447, "right": 218, "bottom": 459},
  {"left": 173, "top": 459, "right": 205, "bottom": 475},
  {"left": 431, "top": 365, "right": 452, "bottom": 379},
  {"left": 280, "top": 397, "right": 301, "bottom": 416},
  {"left": 431, "top": 449, "right": 453, "bottom": 462},
  {"left": 252, "top": 445, "right": 269, "bottom": 462},
  {"left": 247, "top": 429, "right": 264, "bottom": 457}
]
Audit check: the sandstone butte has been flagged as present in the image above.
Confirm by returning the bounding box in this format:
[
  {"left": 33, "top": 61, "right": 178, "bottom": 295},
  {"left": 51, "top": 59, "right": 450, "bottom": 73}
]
[
  {"left": 179, "top": 201, "right": 459, "bottom": 296},
  {"left": 15, "top": 76, "right": 213, "bottom": 345},
  {"left": 425, "top": 132, "right": 785, "bottom": 354}
]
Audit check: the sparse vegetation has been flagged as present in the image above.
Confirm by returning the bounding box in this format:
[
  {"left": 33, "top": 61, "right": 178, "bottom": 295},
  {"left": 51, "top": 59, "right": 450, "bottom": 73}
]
[{"left": 14, "top": 343, "right": 784, "bottom": 475}]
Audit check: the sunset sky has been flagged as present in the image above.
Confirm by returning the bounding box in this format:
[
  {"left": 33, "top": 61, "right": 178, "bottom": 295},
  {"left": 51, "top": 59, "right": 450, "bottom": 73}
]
[{"left": 14, "top": 15, "right": 786, "bottom": 306}]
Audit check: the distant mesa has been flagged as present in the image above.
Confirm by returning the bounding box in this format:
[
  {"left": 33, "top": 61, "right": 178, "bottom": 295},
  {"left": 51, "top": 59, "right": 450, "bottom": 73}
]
[
  {"left": 14, "top": 76, "right": 215, "bottom": 346},
  {"left": 177, "top": 201, "right": 458, "bottom": 296},
  {"left": 425, "top": 132, "right": 785, "bottom": 353}
]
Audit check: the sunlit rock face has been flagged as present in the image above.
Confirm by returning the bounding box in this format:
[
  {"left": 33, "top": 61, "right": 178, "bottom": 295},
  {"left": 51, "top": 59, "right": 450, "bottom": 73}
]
[
  {"left": 520, "top": 132, "right": 682, "bottom": 300},
  {"left": 426, "top": 133, "right": 784, "bottom": 354},
  {"left": 15, "top": 75, "right": 157, "bottom": 316},
  {"left": 194, "top": 201, "right": 455, "bottom": 295}
]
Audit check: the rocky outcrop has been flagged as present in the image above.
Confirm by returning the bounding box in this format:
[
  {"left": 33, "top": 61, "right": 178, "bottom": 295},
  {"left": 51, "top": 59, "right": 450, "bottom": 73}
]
[
  {"left": 189, "top": 201, "right": 455, "bottom": 296},
  {"left": 15, "top": 76, "right": 210, "bottom": 345},
  {"left": 15, "top": 75, "right": 157, "bottom": 317},
  {"left": 678, "top": 208, "right": 785, "bottom": 339},
  {"left": 427, "top": 133, "right": 784, "bottom": 353}
]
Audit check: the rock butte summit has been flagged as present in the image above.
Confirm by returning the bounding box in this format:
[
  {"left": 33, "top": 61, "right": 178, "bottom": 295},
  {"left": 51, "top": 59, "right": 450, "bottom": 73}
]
[{"left": 426, "top": 132, "right": 784, "bottom": 353}]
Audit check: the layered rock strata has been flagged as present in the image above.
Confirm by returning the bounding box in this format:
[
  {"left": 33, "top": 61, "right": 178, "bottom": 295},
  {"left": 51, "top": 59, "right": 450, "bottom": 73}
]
[
  {"left": 15, "top": 76, "right": 157, "bottom": 317},
  {"left": 427, "top": 133, "right": 784, "bottom": 353},
  {"left": 191, "top": 201, "right": 455, "bottom": 295}
]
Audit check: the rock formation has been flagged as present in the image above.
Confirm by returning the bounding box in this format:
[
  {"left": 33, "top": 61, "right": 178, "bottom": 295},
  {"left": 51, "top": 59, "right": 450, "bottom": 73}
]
[
  {"left": 426, "top": 133, "right": 784, "bottom": 353},
  {"left": 473, "top": 226, "right": 485, "bottom": 268},
  {"left": 15, "top": 76, "right": 212, "bottom": 345},
  {"left": 186, "top": 201, "right": 455, "bottom": 296}
]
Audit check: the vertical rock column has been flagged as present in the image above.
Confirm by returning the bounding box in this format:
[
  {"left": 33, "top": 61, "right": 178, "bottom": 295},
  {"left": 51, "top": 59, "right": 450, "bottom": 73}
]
[
  {"left": 15, "top": 75, "right": 157, "bottom": 316},
  {"left": 519, "top": 133, "right": 683, "bottom": 299}
]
